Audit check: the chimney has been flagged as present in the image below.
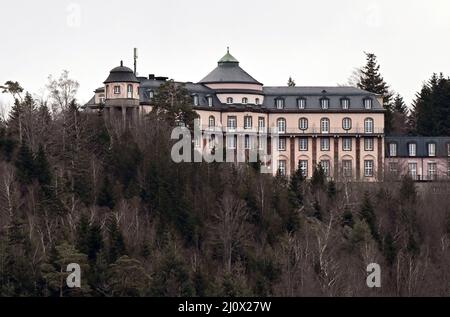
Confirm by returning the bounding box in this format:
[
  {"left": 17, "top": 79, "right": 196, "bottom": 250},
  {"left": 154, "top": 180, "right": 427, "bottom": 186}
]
[
  {"left": 149, "top": 74, "right": 155, "bottom": 80},
  {"left": 120, "top": 60, "right": 123, "bottom": 67}
]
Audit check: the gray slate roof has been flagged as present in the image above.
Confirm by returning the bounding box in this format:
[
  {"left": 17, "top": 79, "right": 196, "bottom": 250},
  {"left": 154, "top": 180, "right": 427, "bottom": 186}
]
[
  {"left": 386, "top": 136, "right": 450, "bottom": 157},
  {"left": 262, "top": 86, "right": 383, "bottom": 111},
  {"left": 104, "top": 63, "right": 139, "bottom": 84}
]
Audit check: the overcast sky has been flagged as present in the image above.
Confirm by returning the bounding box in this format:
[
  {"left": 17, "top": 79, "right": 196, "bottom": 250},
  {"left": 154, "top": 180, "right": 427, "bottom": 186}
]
[{"left": 1, "top": 0, "right": 449, "bottom": 113}]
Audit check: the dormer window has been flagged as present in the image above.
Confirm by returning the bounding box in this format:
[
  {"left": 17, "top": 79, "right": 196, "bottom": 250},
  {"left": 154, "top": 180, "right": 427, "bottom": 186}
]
[
  {"left": 341, "top": 98, "right": 350, "bottom": 109},
  {"left": 114, "top": 86, "right": 121, "bottom": 94},
  {"left": 227, "top": 97, "right": 233, "bottom": 104},
  {"left": 208, "top": 96, "right": 213, "bottom": 107},
  {"left": 320, "top": 98, "right": 330, "bottom": 110},
  {"left": 409, "top": 143, "right": 417, "bottom": 157},
  {"left": 389, "top": 143, "right": 398, "bottom": 157},
  {"left": 255, "top": 98, "right": 260, "bottom": 105},
  {"left": 147, "top": 89, "right": 154, "bottom": 99},
  {"left": 193, "top": 94, "right": 199, "bottom": 106},
  {"left": 428, "top": 143, "right": 436, "bottom": 157},
  {"left": 297, "top": 98, "right": 306, "bottom": 109},
  {"left": 364, "top": 98, "right": 373, "bottom": 109},
  {"left": 242, "top": 97, "right": 248, "bottom": 105},
  {"left": 276, "top": 98, "right": 285, "bottom": 109}
]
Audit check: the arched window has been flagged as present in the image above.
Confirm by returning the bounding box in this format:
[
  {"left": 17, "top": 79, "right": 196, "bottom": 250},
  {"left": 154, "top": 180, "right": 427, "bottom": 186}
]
[
  {"left": 242, "top": 97, "right": 248, "bottom": 104},
  {"left": 227, "top": 97, "right": 233, "bottom": 104},
  {"left": 321, "top": 118, "right": 330, "bottom": 134},
  {"left": 208, "top": 116, "right": 215, "bottom": 128},
  {"left": 277, "top": 118, "right": 286, "bottom": 134},
  {"left": 342, "top": 118, "right": 352, "bottom": 130},
  {"left": 364, "top": 118, "right": 374, "bottom": 133},
  {"left": 299, "top": 117, "right": 308, "bottom": 131},
  {"left": 127, "top": 84, "right": 133, "bottom": 98},
  {"left": 255, "top": 98, "right": 260, "bottom": 105}
]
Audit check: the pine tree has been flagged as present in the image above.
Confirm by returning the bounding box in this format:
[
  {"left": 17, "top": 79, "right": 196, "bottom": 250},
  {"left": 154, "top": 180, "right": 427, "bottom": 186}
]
[
  {"left": 288, "top": 164, "right": 305, "bottom": 209},
  {"left": 311, "top": 165, "right": 326, "bottom": 193},
  {"left": 15, "top": 141, "right": 35, "bottom": 184},
  {"left": 107, "top": 216, "right": 126, "bottom": 263},
  {"left": 360, "top": 192, "right": 380, "bottom": 243},
  {"left": 97, "top": 175, "right": 115, "bottom": 209},
  {"left": 34, "top": 144, "right": 52, "bottom": 185},
  {"left": 357, "top": 52, "right": 394, "bottom": 133}
]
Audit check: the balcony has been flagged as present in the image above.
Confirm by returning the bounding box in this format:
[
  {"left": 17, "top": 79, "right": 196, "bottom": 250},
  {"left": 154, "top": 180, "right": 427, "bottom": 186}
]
[{"left": 200, "top": 126, "right": 385, "bottom": 136}]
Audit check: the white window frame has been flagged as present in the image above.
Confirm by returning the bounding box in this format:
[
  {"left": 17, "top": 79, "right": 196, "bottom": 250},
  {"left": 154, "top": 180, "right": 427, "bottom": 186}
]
[
  {"left": 341, "top": 98, "right": 350, "bottom": 110},
  {"left": 408, "top": 163, "right": 418, "bottom": 179},
  {"left": 227, "top": 135, "right": 237, "bottom": 149},
  {"left": 299, "top": 138, "right": 308, "bottom": 151},
  {"left": 114, "top": 85, "right": 121, "bottom": 94},
  {"left": 227, "top": 97, "right": 233, "bottom": 104},
  {"left": 278, "top": 160, "right": 287, "bottom": 176},
  {"left": 298, "top": 98, "right": 306, "bottom": 109},
  {"left": 278, "top": 138, "right": 287, "bottom": 151},
  {"left": 389, "top": 143, "right": 397, "bottom": 157},
  {"left": 208, "top": 96, "right": 213, "bottom": 107},
  {"left": 245, "top": 135, "right": 252, "bottom": 150},
  {"left": 428, "top": 162, "right": 437, "bottom": 180},
  {"left": 299, "top": 160, "right": 308, "bottom": 177},
  {"left": 321, "top": 160, "right": 330, "bottom": 177},
  {"left": 277, "top": 118, "right": 286, "bottom": 134},
  {"left": 299, "top": 118, "right": 308, "bottom": 131},
  {"left": 343, "top": 160, "right": 352, "bottom": 178},
  {"left": 364, "top": 160, "right": 374, "bottom": 177},
  {"left": 208, "top": 116, "right": 215, "bottom": 128},
  {"left": 321, "top": 138, "right": 330, "bottom": 151},
  {"left": 409, "top": 143, "right": 417, "bottom": 157},
  {"left": 428, "top": 143, "right": 436, "bottom": 157},
  {"left": 193, "top": 94, "right": 199, "bottom": 106},
  {"left": 276, "top": 99, "right": 285, "bottom": 109},
  {"left": 365, "top": 138, "right": 374, "bottom": 151},
  {"left": 364, "top": 118, "right": 374, "bottom": 134},
  {"left": 227, "top": 116, "right": 237, "bottom": 132},
  {"left": 242, "top": 97, "right": 248, "bottom": 105},
  {"left": 343, "top": 118, "right": 352, "bottom": 131},
  {"left": 258, "top": 117, "right": 265, "bottom": 132},
  {"left": 255, "top": 98, "right": 260, "bottom": 105},
  {"left": 321, "top": 118, "right": 330, "bottom": 134},
  {"left": 321, "top": 98, "right": 330, "bottom": 110},
  {"left": 343, "top": 138, "right": 352, "bottom": 151},
  {"left": 244, "top": 116, "right": 253, "bottom": 130},
  {"left": 364, "top": 99, "right": 373, "bottom": 109}
]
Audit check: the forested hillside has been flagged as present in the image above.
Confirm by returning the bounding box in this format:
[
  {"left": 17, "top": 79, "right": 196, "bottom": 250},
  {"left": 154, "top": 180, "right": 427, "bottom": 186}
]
[{"left": 0, "top": 77, "right": 450, "bottom": 297}]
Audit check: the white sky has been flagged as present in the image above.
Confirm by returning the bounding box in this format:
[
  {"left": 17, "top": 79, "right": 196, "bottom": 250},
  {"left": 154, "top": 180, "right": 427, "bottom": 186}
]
[{"left": 1, "top": 0, "right": 449, "bottom": 113}]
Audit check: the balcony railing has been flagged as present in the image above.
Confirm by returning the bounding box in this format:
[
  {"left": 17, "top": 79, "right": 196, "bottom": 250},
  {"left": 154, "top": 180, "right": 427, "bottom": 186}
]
[{"left": 201, "top": 125, "right": 385, "bottom": 135}]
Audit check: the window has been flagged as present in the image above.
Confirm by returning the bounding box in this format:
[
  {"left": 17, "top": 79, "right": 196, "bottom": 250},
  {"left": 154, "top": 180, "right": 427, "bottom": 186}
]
[
  {"left": 389, "top": 143, "right": 397, "bottom": 157},
  {"left": 278, "top": 138, "right": 287, "bottom": 151},
  {"left": 364, "top": 138, "right": 374, "bottom": 151},
  {"left": 276, "top": 99, "right": 285, "bottom": 109},
  {"left": 258, "top": 117, "right": 265, "bottom": 132},
  {"left": 343, "top": 160, "right": 352, "bottom": 178},
  {"left": 428, "top": 162, "right": 437, "bottom": 180},
  {"left": 321, "top": 118, "right": 330, "bottom": 134},
  {"left": 277, "top": 118, "right": 286, "bottom": 134},
  {"left": 408, "top": 143, "right": 417, "bottom": 157},
  {"left": 299, "top": 160, "right": 308, "bottom": 177},
  {"left": 114, "top": 86, "right": 121, "bottom": 94},
  {"left": 193, "top": 95, "right": 199, "bottom": 106},
  {"left": 343, "top": 138, "right": 352, "bottom": 151},
  {"left": 297, "top": 98, "right": 306, "bottom": 109},
  {"left": 245, "top": 135, "right": 252, "bottom": 150},
  {"left": 208, "top": 96, "right": 213, "bottom": 107},
  {"left": 227, "top": 116, "right": 237, "bottom": 131},
  {"left": 364, "top": 160, "right": 374, "bottom": 177},
  {"left": 447, "top": 143, "right": 450, "bottom": 156},
  {"left": 408, "top": 163, "right": 418, "bottom": 180},
  {"left": 321, "top": 138, "right": 330, "bottom": 151},
  {"left": 299, "top": 118, "right": 308, "bottom": 131},
  {"left": 364, "top": 98, "right": 373, "bottom": 109},
  {"left": 259, "top": 137, "right": 266, "bottom": 151},
  {"left": 320, "top": 98, "right": 330, "bottom": 110},
  {"left": 242, "top": 97, "right": 248, "bottom": 105},
  {"left": 321, "top": 160, "right": 331, "bottom": 177},
  {"left": 299, "top": 138, "right": 308, "bottom": 151},
  {"left": 227, "top": 97, "right": 233, "bottom": 104},
  {"left": 244, "top": 116, "right": 253, "bottom": 129},
  {"left": 428, "top": 143, "right": 436, "bottom": 157},
  {"left": 227, "top": 135, "right": 237, "bottom": 149},
  {"left": 99, "top": 96, "right": 105, "bottom": 104},
  {"left": 127, "top": 84, "right": 133, "bottom": 98},
  {"left": 255, "top": 98, "right": 260, "bottom": 105},
  {"left": 194, "top": 136, "right": 202, "bottom": 149},
  {"left": 342, "top": 118, "right": 352, "bottom": 130},
  {"left": 341, "top": 98, "right": 350, "bottom": 110},
  {"left": 278, "top": 160, "right": 287, "bottom": 176},
  {"left": 147, "top": 89, "right": 154, "bottom": 99},
  {"left": 389, "top": 162, "right": 399, "bottom": 176},
  {"left": 364, "top": 118, "right": 374, "bottom": 134},
  {"left": 208, "top": 116, "right": 215, "bottom": 128}
]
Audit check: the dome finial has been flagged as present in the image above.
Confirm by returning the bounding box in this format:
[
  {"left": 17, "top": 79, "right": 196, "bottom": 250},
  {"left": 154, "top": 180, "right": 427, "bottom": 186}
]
[
  {"left": 120, "top": 60, "right": 123, "bottom": 67},
  {"left": 227, "top": 46, "right": 230, "bottom": 54}
]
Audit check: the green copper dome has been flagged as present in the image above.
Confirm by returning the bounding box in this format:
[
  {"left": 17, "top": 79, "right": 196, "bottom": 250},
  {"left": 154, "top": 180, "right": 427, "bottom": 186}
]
[{"left": 218, "top": 47, "right": 239, "bottom": 64}]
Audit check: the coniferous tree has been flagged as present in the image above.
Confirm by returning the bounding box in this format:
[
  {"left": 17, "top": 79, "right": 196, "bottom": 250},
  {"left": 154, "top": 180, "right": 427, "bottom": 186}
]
[
  {"left": 107, "top": 217, "right": 126, "bottom": 263},
  {"left": 357, "top": 52, "right": 394, "bottom": 133},
  {"left": 360, "top": 192, "right": 380, "bottom": 243},
  {"left": 34, "top": 144, "right": 52, "bottom": 185},
  {"left": 15, "top": 141, "right": 35, "bottom": 184}
]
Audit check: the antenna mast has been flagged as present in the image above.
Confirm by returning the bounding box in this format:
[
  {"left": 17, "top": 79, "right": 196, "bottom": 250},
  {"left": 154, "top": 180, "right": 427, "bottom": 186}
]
[{"left": 134, "top": 48, "right": 138, "bottom": 75}]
